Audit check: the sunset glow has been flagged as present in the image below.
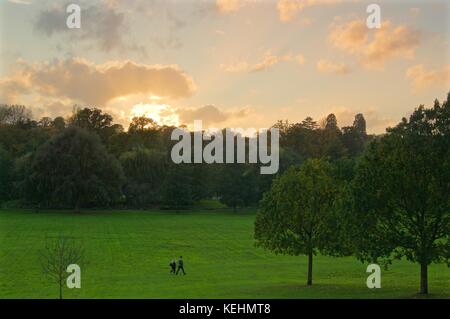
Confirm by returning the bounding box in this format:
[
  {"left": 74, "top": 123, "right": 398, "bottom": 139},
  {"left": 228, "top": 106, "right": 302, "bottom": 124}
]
[
  {"left": 131, "top": 103, "right": 180, "bottom": 127},
  {"left": 0, "top": 0, "right": 449, "bottom": 133}
]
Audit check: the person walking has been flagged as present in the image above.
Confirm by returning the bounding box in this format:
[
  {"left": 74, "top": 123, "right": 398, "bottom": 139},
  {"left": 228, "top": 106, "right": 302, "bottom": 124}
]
[
  {"left": 169, "top": 259, "right": 176, "bottom": 274},
  {"left": 176, "top": 256, "right": 186, "bottom": 275}
]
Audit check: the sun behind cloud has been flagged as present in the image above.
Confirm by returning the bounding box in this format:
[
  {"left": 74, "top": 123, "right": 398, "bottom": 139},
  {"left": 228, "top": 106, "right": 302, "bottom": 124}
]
[{"left": 131, "top": 102, "right": 180, "bottom": 127}]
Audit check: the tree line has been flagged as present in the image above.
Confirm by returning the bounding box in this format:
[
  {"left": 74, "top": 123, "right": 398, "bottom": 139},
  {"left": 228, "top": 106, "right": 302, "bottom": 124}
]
[{"left": 0, "top": 103, "right": 371, "bottom": 211}]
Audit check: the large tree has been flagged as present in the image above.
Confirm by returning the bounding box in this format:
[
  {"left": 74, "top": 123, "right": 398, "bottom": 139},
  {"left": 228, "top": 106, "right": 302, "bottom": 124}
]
[
  {"left": 218, "top": 164, "right": 260, "bottom": 211},
  {"left": 348, "top": 97, "right": 450, "bottom": 294},
  {"left": 68, "top": 107, "right": 122, "bottom": 143},
  {"left": 120, "top": 147, "right": 168, "bottom": 207},
  {"left": 255, "top": 159, "right": 341, "bottom": 285},
  {"left": 319, "top": 113, "right": 345, "bottom": 159},
  {"left": 353, "top": 113, "right": 367, "bottom": 137},
  {"left": 160, "top": 164, "right": 194, "bottom": 210},
  {"left": 324, "top": 113, "right": 338, "bottom": 131},
  {"left": 69, "top": 107, "right": 113, "bottom": 131},
  {"left": 28, "top": 127, "right": 124, "bottom": 210},
  {"left": 0, "top": 104, "right": 32, "bottom": 126},
  {"left": 128, "top": 116, "right": 158, "bottom": 132}
]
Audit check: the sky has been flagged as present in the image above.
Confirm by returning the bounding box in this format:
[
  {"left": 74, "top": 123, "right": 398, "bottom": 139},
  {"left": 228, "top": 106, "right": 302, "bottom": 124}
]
[{"left": 0, "top": 0, "right": 449, "bottom": 133}]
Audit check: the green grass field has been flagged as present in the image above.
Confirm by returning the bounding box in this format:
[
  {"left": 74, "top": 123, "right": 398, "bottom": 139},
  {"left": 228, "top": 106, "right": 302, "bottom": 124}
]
[{"left": 0, "top": 209, "right": 448, "bottom": 299}]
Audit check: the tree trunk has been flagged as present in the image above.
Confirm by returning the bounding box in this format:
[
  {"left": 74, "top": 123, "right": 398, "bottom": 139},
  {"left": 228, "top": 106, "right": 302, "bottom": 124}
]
[
  {"left": 59, "top": 283, "right": 63, "bottom": 299},
  {"left": 307, "top": 250, "right": 313, "bottom": 286},
  {"left": 420, "top": 262, "right": 428, "bottom": 294}
]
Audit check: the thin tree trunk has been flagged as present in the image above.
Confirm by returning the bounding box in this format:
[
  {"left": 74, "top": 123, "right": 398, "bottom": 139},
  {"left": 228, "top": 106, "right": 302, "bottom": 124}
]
[
  {"left": 59, "top": 283, "right": 62, "bottom": 299},
  {"left": 307, "top": 250, "right": 313, "bottom": 286},
  {"left": 420, "top": 262, "right": 428, "bottom": 294}
]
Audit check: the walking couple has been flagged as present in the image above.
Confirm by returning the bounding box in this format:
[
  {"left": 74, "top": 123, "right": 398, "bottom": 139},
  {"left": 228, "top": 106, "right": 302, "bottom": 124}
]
[{"left": 170, "top": 256, "right": 186, "bottom": 275}]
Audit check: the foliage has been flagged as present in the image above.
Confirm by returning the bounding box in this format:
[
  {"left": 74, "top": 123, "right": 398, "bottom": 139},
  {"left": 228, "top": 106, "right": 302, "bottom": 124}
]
[
  {"left": 255, "top": 159, "right": 343, "bottom": 285},
  {"left": 27, "top": 127, "right": 124, "bottom": 210},
  {"left": 161, "top": 164, "right": 194, "bottom": 210},
  {"left": 347, "top": 97, "right": 450, "bottom": 294},
  {"left": 120, "top": 147, "right": 168, "bottom": 207}
]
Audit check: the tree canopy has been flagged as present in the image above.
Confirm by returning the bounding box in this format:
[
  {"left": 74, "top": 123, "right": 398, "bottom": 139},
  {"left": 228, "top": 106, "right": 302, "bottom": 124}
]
[
  {"left": 347, "top": 97, "right": 450, "bottom": 294},
  {"left": 255, "top": 159, "right": 342, "bottom": 285},
  {"left": 27, "top": 127, "right": 124, "bottom": 210}
]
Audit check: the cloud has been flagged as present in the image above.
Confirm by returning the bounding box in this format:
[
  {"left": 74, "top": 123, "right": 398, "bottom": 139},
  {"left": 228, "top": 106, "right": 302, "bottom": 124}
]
[
  {"left": 148, "top": 8, "right": 186, "bottom": 50},
  {"left": 215, "top": 0, "right": 264, "bottom": 14},
  {"left": 34, "top": 2, "right": 139, "bottom": 53},
  {"left": 277, "top": 0, "right": 347, "bottom": 22},
  {"left": 0, "top": 78, "right": 30, "bottom": 104},
  {"left": 328, "top": 19, "right": 368, "bottom": 53},
  {"left": 406, "top": 64, "right": 450, "bottom": 92},
  {"left": 0, "top": 59, "right": 31, "bottom": 104},
  {"left": 363, "top": 22, "right": 420, "bottom": 67},
  {"left": 7, "top": 0, "right": 32, "bottom": 4},
  {"left": 34, "top": 6, "right": 72, "bottom": 37},
  {"left": 113, "top": 0, "right": 212, "bottom": 51},
  {"left": 27, "top": 98, "right": 75, "bottom": 120},
  {"left": 216, "top": 0, "right": 245, "bottom": 13},
  {"left": 178, "top": 105, "right": 250, "bottom": 126},
  {"left": 221, "top": 52, "right": 304, "bottom": 73},
  {"left": 0, "top": 58, "right": 196, "bottom": 106},
  {"left": 130, "top": 102, "right": 180, "bottom": 126},
  {"left": 316, "top": 59, "right": 351, "bottom": 74},
  {"left": 215, "top": 0, "right": 347, "bottom": 22},
  {"left": 329, "top": 19, "right": 420, "bottom": 68},
  {"left": 410, "top": 7, "right": 420, "bottom": 18}
]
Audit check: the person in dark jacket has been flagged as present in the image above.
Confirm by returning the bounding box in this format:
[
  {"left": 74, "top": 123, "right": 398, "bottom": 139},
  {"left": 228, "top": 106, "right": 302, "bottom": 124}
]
[
  {"left": 169, "top": 259, "right": 176, "bottom": 274},
  {"left": 176, "top": 256, "right": 186, "bottom": 275}
]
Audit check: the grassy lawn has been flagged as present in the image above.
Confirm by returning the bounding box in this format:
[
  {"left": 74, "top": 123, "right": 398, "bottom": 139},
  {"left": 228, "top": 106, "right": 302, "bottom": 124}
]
[{"left": 0, "top": 209, "right": 448, "bottom": 299}]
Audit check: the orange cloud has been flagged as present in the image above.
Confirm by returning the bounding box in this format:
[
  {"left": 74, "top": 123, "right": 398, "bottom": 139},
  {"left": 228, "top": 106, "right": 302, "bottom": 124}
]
[
  {"left": 277, "top": 0, "right": 347, "bottom": 22},
  {"left": 0, "top": 58, "right": 196, "bottom": 106},
  {"left": 406, "top": 64, "right": 450, "bottom": 91},
  {"left": 0, "top": 59, "right": 32, "bottom": 104},
  {"left": 329, "top": 19, "right": 420, "bottom": 68},
  {"left": 216, "top": 0, "right": 245, "bottom": 13},
  {"left": 221, "top": 52, "right": 304, "bottom": 73},
  {"left": 363, "top": 22, "right": 420, "bottom": 67},
  {"left": 328, "top": 19, "right": 368, "bottom": 53},
  {"left": 316, "top": 59, "right": 351, "bottom": 74},
  {"left": 0, "top": 78, "right": 30, "bottom": 104}
]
